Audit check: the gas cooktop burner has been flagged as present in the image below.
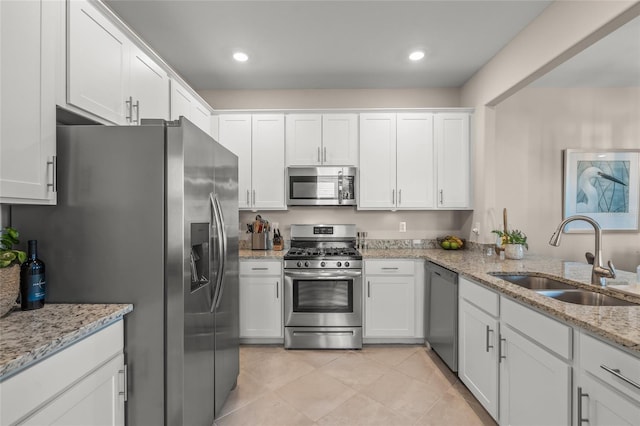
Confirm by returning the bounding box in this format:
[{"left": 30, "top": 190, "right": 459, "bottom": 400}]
[{"left": 286, "top": 247, "right": 361, "bottom": 258}]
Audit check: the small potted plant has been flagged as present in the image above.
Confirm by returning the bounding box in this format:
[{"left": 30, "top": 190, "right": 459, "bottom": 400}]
[
  {"left": 0, "top": 227, "right": 27, "bottom": 316},
  {"left": 492, "top": 228, "right": 528, "bottom": 260}
]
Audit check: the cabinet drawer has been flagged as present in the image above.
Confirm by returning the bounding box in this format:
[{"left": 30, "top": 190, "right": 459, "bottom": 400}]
[
  {"left": 501, "top": 297, "right": 572, "bottom": 360},
  {"left": 365, "top": 260, "right": 414, "bottom": 275},
  {"left": 580, "top": 332, "right": 640, "bottom": 399},
  {"left": 459, "top": 277, "right": 499, "bottom": 317},
  {"left": 240, "top": 261, "right": 282, "bottom": 276}
]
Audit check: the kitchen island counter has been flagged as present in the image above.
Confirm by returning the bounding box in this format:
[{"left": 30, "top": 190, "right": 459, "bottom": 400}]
[
  {"left": 0, "top": 303, "right": 132, "bottom": 380},
  {"left": 363, "top": 248, "right": 640, "bottom": 354}
]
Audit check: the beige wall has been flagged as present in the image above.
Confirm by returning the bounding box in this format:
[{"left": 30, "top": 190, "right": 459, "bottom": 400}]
[
  {"left": 199, "top": 88, "right": 460, "bottom": 110},
  {"left": 493, "top": 87, "right": 640, "bottom": 271}
]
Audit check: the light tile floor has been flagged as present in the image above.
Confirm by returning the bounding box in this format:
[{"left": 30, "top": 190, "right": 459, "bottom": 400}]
[{"left": 215, "top": 345, "right": 497, "bottom": 426}]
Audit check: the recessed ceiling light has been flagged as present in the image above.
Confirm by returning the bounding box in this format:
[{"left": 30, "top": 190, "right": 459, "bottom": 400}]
[
  {"left": 409, "top": 51, "right": 425, "bottom": 61},
  {"left": 233, "top": 52, "right": 249, "bottom": 62}
]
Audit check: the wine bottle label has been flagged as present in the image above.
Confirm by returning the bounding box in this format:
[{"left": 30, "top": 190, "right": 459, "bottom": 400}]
[{"left": 27, "top": 273, "right": 46, "bottom": 302}]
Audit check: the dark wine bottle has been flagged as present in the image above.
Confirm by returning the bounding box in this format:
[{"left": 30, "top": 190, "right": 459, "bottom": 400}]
[{"left": 20, "top": 240, "right": 46, "bottom": 310}]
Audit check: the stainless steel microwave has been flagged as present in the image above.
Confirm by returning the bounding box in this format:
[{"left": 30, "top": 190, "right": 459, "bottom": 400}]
[{"left": 287, "top": 166, "right": 357, "bottom": 206}]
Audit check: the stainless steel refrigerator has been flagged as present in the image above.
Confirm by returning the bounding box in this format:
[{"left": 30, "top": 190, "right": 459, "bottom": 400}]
[{"left": 12, "top": 118, "right": 239, "bottom": 425}]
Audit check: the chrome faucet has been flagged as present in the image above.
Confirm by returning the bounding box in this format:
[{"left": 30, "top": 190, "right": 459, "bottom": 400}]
[{"left": 549, "top": 215, "right": 616, "bottom": 286}]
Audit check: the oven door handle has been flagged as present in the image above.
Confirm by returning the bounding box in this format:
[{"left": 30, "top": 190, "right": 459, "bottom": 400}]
[{"left": 284, "top": 270, "right": 362, "bottom": 279}]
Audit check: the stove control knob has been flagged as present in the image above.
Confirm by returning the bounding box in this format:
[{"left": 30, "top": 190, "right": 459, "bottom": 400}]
[
  {"left": 345, "top": 261, "right": 350, "bottom": 267},
  {"left": 321, "top": 261, "right": 326, "bottom": 267},
  {"left": 336, "top": 261, "right": 342, "bottom": 267},
  {"left": 297, "top": 261, "right": 302, "bottom": 268},
  {"left": 304, "top": 261, "right": 310, "bottom": 267}
]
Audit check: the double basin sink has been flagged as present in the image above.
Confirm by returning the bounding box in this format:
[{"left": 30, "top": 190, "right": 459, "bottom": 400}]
[{"left": 489, "top": 273, "right": 638, "bottom": 307}]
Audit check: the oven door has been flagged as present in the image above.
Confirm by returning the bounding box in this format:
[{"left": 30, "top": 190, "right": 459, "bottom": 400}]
[{"left": 284, "top": 269, "right": 362, "bottom": 327}]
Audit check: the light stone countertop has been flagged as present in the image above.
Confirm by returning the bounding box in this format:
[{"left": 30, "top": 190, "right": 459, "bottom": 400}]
[
  {"left": 240, "top": 247, "right": 640, "bottom": 354},
  {"left": 0, "top": 303, "right": 133, "bottom": 380},
  {"left": 239, "top": 249, "right": 285, "bottom": 259}
]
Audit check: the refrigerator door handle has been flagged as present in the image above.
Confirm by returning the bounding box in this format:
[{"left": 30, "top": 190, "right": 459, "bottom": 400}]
[
  {"left": 209, "top": 193, "right": 223, "bottom": 312},
  {"left": 210, "top": 193, "right": 226, "bottom": 312},
  {"left": 213, "top": 194, "right": 228, "bottom": 310}
]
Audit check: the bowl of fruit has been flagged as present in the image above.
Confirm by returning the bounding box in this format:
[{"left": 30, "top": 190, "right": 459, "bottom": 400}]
[{"left": 437, "top": 236, "right": 465, "bottom": 250}]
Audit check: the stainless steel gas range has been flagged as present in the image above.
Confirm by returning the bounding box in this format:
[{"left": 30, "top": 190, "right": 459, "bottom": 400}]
[{"left": 284, "top": 224, "right": 363, "bottom": 349}]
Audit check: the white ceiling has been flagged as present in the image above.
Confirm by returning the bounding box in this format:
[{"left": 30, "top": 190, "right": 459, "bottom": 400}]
[{"left": 103, "top": 0, "right": 554, "bottom": 90}]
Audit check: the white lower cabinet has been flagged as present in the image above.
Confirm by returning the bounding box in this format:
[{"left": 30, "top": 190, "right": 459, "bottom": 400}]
[
  {"left": 0, "top": 320, "right": 125, "bottom": 426},
  {"left": 499, "top": 324, "right": 571, "bottom": 425},
  {"left": 458, "top": 279, "right": 499, "bottom": 421},
  {"left": 576, "top": 332, "right": 640, "bottom": 426},
  {"left": 364, "top": 260, "right": 423, "bottom": 341},
  {"left": 239, "top": 260, "right": 283, "bottom": 342}
]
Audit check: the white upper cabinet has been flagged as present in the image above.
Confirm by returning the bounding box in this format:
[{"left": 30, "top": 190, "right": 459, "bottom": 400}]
[
  {"left": 0, "top": 0, "right": 56, "bottom": 204},
  {"left": 170, "top": 79, "right": 211, "bottom": 135},
  {"left": 251, "top": 114, "right": 286, "bottom": 210},
  {"left": 435, "top": 113, "right": 471, "bottom": 208},
  {"left": 286, "top": 113, "right": 358, "bottom": 166},
  {"left": 67, "top": 0, "right": 129, "bottom": 124},
  {"left": 396, "top": 113, "right": 435, "bottom": 209},
  {"left": 359, "top": 113, "right": 397, "bottom": 209},
  {"left": 129, "top": 45, "right": 170, "bottom": 121},
  {"left": 359, "top": 113, "right": 436, "bottom": 210},
  {"left": 219, "top": 114, "right": 286, "bottom": 210}
]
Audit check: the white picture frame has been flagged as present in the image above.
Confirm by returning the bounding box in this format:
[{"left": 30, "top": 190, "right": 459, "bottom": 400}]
[{"left": 563, "top": 149, "right": 640, "bottom": 231}]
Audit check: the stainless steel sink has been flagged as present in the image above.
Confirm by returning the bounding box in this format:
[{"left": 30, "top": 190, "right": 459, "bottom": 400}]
[
  {"left": 489, "top": 273, "right": 638, "bottom": 306},
  {"left": 537, "top": 290, "right": 637, "bottom": 307},
  {"left": 489, "top": 273, "right": 577, "bottom": 290}
]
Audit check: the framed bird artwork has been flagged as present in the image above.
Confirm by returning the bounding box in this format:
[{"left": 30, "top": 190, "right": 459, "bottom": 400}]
[{"left": 563, "top": 149, "right": 639, "bottom": 231}]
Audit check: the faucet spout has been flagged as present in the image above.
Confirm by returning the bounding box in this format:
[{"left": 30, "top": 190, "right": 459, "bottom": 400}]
[{"left": 548, "top": 215, "right": 616, "bottom": 286}]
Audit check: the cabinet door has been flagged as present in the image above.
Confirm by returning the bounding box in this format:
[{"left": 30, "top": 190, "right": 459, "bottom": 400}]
[
  {"left": 170, "top": 79, "right": 193, "bottom": 121},
  {"left": 322, "top": 114, "right": 358, "bottom": 166},
  {"left": 68, "top": 0, "right": 129, "bottom": 124},
  {"left": 252, "top": 114, "right": 286, "bottom": 210},
  {"left": 0, "top": 0, "right": 56, "bottom": 204},
  {"left": 458, "top": 299, "right": 498, "bottom": 420},
  {"left": 579, "top": 374, "right": 640, "bottom": 426},
  {"left": 285, "top": 114, "right": 322, "bottom": 166},
  {"left": 191, "top": 101, "right": 212, "bottom": 136},
  {"left": 240, "top": 276, "right": 283, "bottom": 338},
  {"left": 396, "top": 113, "right": 435, "bottom": 209},
  {"left": 499, "top": 325, "right": 571, "bottom": 426},
  {"left": 22, "top": 354, "right": 125, "bottom": 426},
  {"left": 365, "top": 275, "right": 415, "bottom": 337},
  {"left": 129, "top": 45, "right": 169, "bottom": 122},
  {"left": 219, "top": 115, "right": 252, "bottom": 209},
  {"left": 359, "top": 113, "right": 396, "bottom": 209},
  {"left": 435, "top": 113, "right": 470, "bottom": 208}
]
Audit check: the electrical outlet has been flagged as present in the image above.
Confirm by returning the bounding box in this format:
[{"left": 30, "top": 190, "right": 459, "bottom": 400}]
[{"left": 399, "top": 222, "right": 406, "bottom": 232}]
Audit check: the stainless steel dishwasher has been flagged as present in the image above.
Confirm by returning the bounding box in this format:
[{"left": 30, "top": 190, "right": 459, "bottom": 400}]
[{"left": 425, "top": 261, "right": 458, "bottom": 372}]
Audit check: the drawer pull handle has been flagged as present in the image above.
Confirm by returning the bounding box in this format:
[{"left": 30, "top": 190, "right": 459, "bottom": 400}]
[
  {"left": 577, "top": 386, "right": 589, "bottom": 424},
  {"left": 600, "top": 365, "right": 640, "bottom": 390},
  {"left": 485, "top": 326, "right": 494, "bottom": 352},
  {"left": 251, "top": 267, "right": 269, "bottom": 270},
  {"left": 381, "top": 267, "right": 399, "bottom": 270}
]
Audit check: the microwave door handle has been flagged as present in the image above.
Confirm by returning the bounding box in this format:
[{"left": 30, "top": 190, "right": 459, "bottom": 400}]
[{"left": 338, "top": 170, "right": 343, "bottom": 205}]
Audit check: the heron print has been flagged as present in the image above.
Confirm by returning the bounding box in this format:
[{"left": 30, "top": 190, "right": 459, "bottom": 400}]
[{"left": 575, "top": 160, "right": 629, "bottom": 213}]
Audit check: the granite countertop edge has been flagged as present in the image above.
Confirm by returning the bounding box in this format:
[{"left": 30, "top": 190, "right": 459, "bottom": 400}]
[
  {"left": 240, "top": 247, "right": 640, "bottom": 354},
  {"left": 0, "top": 303, "right": 133, "bottom": 380}
]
